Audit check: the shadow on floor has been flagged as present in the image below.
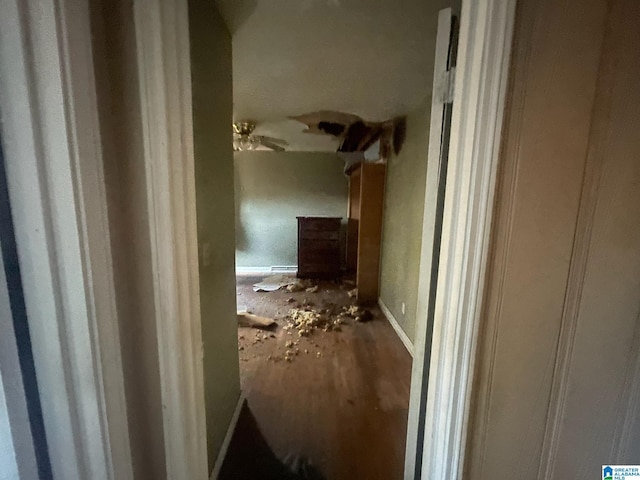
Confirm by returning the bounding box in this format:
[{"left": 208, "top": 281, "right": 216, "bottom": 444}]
[{"left": 219, "top": 401, "right": 326, "bottom": 480}]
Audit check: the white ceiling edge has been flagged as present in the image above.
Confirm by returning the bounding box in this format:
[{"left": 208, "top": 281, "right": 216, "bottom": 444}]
[{"left": 216, "top": 0, "right": 451, "bottom": 151}]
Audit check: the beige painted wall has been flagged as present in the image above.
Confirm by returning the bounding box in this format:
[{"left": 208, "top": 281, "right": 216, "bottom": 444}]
[
  {"left": 379, "top": 101, "right": 431, "bottom": 343},
  {"left": 189, "top": 0, "right": 241, "bottom": 470},
  {"left": 466, "top": 0, "right": 640, "bottom": 478},
  {"left": 234, "top": 151, "right": 348, "bottom": 269},
  {"left": 90, "top": 1, "right": 167, "bottom": 478}
]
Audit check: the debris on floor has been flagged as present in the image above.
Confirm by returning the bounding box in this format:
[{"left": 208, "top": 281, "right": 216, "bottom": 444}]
[
  {"left": 286, "top": 278, "right": 315, "bottom": 293},
  {"left": 237, "top": 311, "right": 276, "bottom": 329},
  {"left": 340, "top": 304, "right": 373, "bottom": 322},
  {"left": 237, "top": 276, "right": 379, "bottom": 366},
  {"left": 252, "top": 274, "right": 321, "bottom": 295},
  {"left": 288, "top": 305, "right": 345, "bottom": 336},
  {"left": 286, "top": 282, "right": 305, "bottom": 293},
  {"left": 261, "top": 299, "right": 374, "bottom": 363},
  {"left": 252, "top": 274, "right": 298, "bottom": 292}
]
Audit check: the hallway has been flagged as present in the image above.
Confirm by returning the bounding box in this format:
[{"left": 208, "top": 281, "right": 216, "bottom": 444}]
[{"left": 220, "top": 277, "right": 412, "bottom": 479}]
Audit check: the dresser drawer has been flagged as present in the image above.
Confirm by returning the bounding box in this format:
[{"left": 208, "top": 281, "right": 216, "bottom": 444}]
[
  {"left": 298, "top": 217, "right": 341, "bottom": 233},
  {"left": 299, "top": 230, "right": 340, "bottom": 241}
]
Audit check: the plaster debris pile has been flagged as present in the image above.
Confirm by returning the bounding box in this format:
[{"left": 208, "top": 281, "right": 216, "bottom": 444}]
[
  {"left": 272, "top": 302, "right": 373, "bottom": 363},
  {"left": 283, "top": 291, "right": 374, "bottom": 337},
  {"left": 286, "top": 306, "right": 341, "bottom": 336},
  {"left": 286, "top": 278, "right": 315, "bottom": 293},
  {"left": 343, "top": 304, "right": 373, "bottom": 323},
  {"left": 243, "top": 276, "right": 375, "bottom": 363}
]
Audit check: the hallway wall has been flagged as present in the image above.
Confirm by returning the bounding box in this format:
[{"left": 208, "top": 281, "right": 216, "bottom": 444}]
[
  {"left": 234, "top": 151, "right": 348, "bottom": 269},
  {"left": 466, "top": 0, "right": 640, "bottom": 477},
  {"left": 379, "top": 101, "right": 431, "bottom": 344},
  {"left": 189, "top": 0, "right": 241, "bottom": 470}
]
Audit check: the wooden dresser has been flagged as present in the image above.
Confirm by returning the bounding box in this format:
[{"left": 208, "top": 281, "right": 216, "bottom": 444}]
[{"left": 297, "top": 216, "right": 342, "bottom": 278}]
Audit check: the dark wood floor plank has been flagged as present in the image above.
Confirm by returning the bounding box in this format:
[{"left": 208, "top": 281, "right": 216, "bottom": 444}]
[{"left": 220, "top": 276, "right": 412, "bottom": 480}]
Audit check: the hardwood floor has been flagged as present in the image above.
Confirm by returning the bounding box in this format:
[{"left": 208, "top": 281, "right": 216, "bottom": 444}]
[{"left": 220, "top": 276, "right": 412, "bottom": 480}]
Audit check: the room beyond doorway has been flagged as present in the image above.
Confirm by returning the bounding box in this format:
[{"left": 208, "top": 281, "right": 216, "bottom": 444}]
[{"left": 222, "top": 0, "right": 448, "bottom": 476}]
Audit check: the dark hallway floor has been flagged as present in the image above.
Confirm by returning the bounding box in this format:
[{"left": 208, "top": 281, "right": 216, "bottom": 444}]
[{"left": 219, "top": 276, "right": 412, "bottom": 480}]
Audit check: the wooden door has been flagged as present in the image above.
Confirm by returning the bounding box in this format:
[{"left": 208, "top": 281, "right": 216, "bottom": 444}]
[
  {"left": 356, "top": 163, "right": 386, "bottom": 304},
  {"left": 346, "top": 168, "right": 361, "bottom": 273}
]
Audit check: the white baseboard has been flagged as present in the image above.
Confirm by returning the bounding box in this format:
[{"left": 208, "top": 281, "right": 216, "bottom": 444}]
[
  {"left": 235, "top": 266, "right": 297, "bottom": 276},
  {"left": 209, "top": 392, "right": 245, "bottom": 479},
  {"left": 378, "top": 298, "right": 414, "bottom": 357},
  {"left": 270, "top": 265, "right": 298, "bottom": 273},
  {"left": 235, "top": 267, "right": 272, "bottom": 275}
]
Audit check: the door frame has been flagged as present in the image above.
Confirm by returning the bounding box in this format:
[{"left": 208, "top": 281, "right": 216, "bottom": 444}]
[
  {"left": 406, "top": 1, "right": 516, "bottom": 479},
  {"left": 0, "top": 0, "right": 133, "bottom": 478},
  {"left": 133, "top": 0, "right": 208, "bottom": 478},
  {"left": 0, "top": 0, "right": 516, "bottom": 478}
]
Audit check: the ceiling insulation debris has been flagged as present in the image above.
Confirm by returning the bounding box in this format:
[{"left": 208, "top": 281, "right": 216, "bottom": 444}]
[
  {"left": 291, "top": 111, "right": 362, "bottom": 136},
  {"left": 290, "top": 110, "right": 407, "bottom": 161},
  {"left": 239, "top": 277, "right": 374, "bottom": 364},
  {"left": 276, "top": 302, "right": 372, "bottom": 362}
]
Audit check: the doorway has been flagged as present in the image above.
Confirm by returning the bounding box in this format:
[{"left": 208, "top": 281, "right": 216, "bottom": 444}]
[
  {"left": 221, "top": 2, "right": 450, "bottom": 478},
  {"left": 148, "top": 0, "right": 515, "bottom": 477},
  {"left": 215, "top": 2, "right": 458, "bottom": 478},
  {"left": 0, "top": 0, "right": 515, "bottom": 477}
]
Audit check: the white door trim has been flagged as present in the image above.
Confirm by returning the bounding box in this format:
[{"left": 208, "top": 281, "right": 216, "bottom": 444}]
[
  {"left": 404, "top": 8, "right": 454, "bottom": 478},
  {"left": 0, "top": 0, "right": 132, "bottom": 478},
  {"left": 133, "top": 0, "right": 208, "bottom": 478},
  {"left": 406, "top": 1, "right": 517, "bottom": 479}
]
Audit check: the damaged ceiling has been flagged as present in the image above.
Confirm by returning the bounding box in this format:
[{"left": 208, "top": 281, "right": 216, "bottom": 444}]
[{"left": 215, "top": 0, "right": 450, "bottom": 152}]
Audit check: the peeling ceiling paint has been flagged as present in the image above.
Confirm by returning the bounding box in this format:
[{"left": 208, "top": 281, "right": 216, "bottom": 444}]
[{"left": 215, "top": 0, "right": 450, "bottom": 151}]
